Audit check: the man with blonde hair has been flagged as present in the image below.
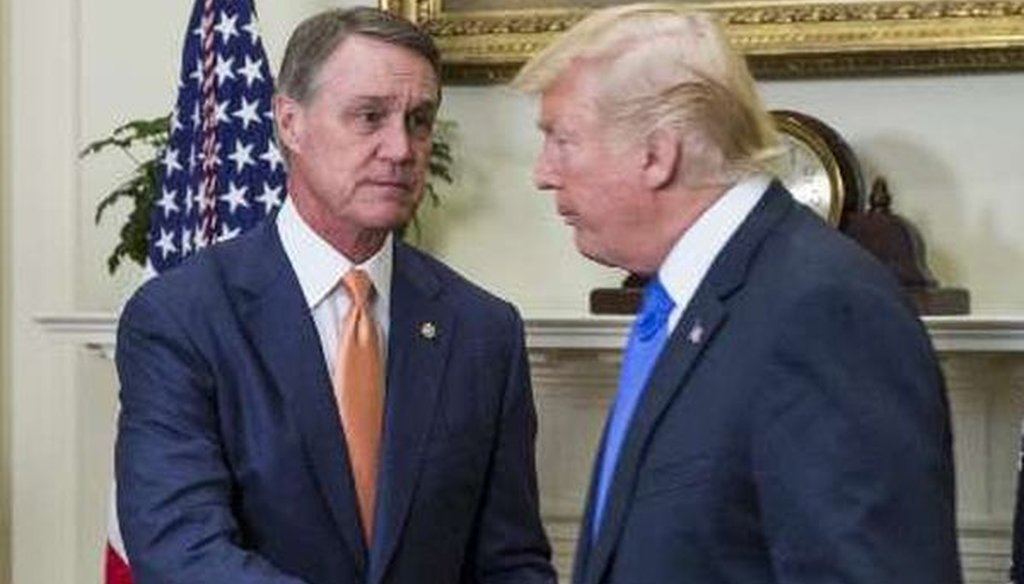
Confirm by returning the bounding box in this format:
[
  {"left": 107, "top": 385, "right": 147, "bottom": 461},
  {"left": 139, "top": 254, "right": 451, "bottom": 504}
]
[{"left": 514, "top": 4, "right": 961, "bottom": 583}]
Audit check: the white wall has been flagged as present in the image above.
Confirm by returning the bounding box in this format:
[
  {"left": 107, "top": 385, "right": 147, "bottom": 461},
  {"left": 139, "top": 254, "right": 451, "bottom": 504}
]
[
  {"left": 760, "top": 76, "right": 1024, "bottom": 313},
  {"left": 5, "top": 0, "right": 1024, "bottom": 582},
  {"left": 8, "top": 0, "right": 79, "bottom": 581},
  {"left": 422, "top": 76, "right": 1024, "bottom": 315},
  {"left": 1, "top": 0, "right": 12, "bottom": 578}
]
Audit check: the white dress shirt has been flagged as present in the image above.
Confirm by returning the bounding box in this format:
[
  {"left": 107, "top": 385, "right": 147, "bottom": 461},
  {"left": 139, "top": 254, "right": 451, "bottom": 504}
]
[
  {"left": 276, "top": 197, "right": 393, "bottom": 381},
  {"left": 659, "top": 174, "right": 771, "bottom": 333}
]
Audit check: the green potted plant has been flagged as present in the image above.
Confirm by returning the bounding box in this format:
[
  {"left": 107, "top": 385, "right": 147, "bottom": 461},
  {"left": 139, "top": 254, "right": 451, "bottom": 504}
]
[{"left": 81, "top": 116, "right": 456, "bottom": 274}]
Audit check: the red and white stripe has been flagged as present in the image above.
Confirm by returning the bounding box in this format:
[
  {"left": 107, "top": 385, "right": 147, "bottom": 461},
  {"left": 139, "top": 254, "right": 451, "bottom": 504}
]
[{"left": 104, "top": 486, "right": 133, "bottom": 584}]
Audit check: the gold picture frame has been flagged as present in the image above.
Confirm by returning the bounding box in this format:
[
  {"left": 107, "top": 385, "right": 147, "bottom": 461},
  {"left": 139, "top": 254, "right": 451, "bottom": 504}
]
[{"left": 381, "top": 0, "right": 1024, "bottom": 82}]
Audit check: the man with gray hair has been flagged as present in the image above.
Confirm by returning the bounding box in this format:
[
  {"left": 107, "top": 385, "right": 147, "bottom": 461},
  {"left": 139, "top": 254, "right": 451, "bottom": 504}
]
[
  {"left": 513, "top": 4, "right": 961, "bottom": 584},
  {"left": 115, "top": 7, "right": 554, "bottom": 584}
]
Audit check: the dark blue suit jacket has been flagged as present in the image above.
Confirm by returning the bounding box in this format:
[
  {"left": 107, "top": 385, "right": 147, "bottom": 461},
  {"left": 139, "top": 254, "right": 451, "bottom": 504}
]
[
  {"left": 115, "top": 219, "right": 554, "bottom": 584},
  {"left": 573, "top": 182, "right": 962, "bottom": 584}
]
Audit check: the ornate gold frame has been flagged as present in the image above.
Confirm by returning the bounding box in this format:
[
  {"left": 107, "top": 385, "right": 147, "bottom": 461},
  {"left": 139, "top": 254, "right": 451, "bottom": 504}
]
[{"left": 381, "top": 0, "right": 1024, "bottom": 82}]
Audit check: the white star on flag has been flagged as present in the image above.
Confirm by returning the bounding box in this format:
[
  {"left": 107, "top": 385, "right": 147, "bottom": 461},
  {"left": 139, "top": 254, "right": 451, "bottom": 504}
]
[
  {"left": 228, "top": 140, "right": 255, "bottom": 173},
  {"left": 214, "top": 99, "right": 231, "bottom": 124},
  {"left": 259, "top": 141, "right": 283, "bottom": 173},
  {"left": 256, "top": 182, "right": 283, "bottom": 213},
  {"left": 193, "top": 228, "right": 209, "bottom": 251},
  {"left": 180, "top": 227, "right": 193, "bottom": 256},
  {"left": 233, "top": 97, "right": 262, "bottom": 129},
  {"left": 155, "top": 228, "right": 177, "bottom": 259},
  {"left": 161, "top": 147, "right": 183, "bottom": 175},
  {"left": 238, "top": 56, "right": 265, "bottom": 88},
  {"left": 190, "top": 58, "right": 203, "bottom": 86},
  {"left": 220, "top": 181, "right": 250, "bottom": 213},
  {"left": 156, "top": 188, "right": 180, "bottom": 218},
  {"left": 242, "top": 17, "right": 261, "bottom": 44},
  {"left": 214, "top": 54, "right": 236, "bottom": 84},
  {"left": 171, "top": 107, "right": 184, "bottom": 133},
  {"left": 218, "top": 223, "right": 242, "bottom": 242},
  {"left": 214, "top": 11, "right": 239, "bottom": 44}
]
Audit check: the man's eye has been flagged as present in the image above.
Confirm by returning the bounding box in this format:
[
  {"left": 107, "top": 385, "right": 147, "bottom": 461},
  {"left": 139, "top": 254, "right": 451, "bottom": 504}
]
[
  {"left": 407, "top": 111, "right": 435, "bottom": 137},
  {"left": 355, "top": 109, "right": 386, "bottom": 126},
  {"left": 550, "top": 134, "right": 570, "bottom": 148}
]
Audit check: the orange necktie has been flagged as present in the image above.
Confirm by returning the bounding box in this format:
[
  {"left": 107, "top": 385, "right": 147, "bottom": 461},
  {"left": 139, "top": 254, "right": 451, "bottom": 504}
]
[{"left": 334, "top": 269, "right": 384, "bottom": 544}]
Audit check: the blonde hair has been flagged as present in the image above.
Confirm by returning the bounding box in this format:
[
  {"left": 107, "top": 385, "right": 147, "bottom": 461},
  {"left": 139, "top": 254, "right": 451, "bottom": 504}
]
[{"left": 512, "top": 4, "right": 779, "bottom": 186}]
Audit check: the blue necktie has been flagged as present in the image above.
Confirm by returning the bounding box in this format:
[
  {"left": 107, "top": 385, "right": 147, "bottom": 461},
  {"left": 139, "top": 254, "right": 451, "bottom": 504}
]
[{"left": 591, "top": 277, "right": 675, "bottom": 540}]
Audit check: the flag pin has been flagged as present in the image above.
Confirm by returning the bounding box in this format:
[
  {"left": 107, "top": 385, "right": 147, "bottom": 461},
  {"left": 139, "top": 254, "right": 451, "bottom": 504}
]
[
  {"left": 420, "top": 322, "right": 437, "bottom": 340},
  {"left": 688, "top": 322, "right": 704, "bottom": 345}
]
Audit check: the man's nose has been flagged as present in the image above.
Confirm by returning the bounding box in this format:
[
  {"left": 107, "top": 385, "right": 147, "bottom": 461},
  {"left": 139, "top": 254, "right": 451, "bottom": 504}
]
[
  {"left": 533, "top": 153, "right": 557, "bottom": 191},
  {"left": 379, "top": 118, "right": 413, "bottom": 161}
]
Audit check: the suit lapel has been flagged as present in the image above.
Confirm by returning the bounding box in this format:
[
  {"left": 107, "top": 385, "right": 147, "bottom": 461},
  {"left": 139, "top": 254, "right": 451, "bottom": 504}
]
[
  {"left": 369, "top": 242, "right": 454, "bottom": 584},
  {"left": 583, "top": 300, "right": 726, "bottom": 584},
  {"left": 581, "top": 182, "right": 796, "bottom": 584},
  {"left": 226, "top": 221, "right": 368, "bottom": 575}
]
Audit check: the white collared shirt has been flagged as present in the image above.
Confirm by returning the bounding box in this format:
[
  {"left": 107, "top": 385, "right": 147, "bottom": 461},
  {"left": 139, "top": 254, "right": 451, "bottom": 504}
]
[
  {"left": 659, "top": 174, "right": 771, "bottom": 333},
  {"left": 277, "top": 197, "right": 393, "bottom": 380}
]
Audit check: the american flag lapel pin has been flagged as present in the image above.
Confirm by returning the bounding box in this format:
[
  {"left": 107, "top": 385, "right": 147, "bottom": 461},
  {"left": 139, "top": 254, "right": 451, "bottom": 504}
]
[
  {"left": 688, "top": 321, "right": 704, "bottom": 345},
  {"left": 420, "top": 322, "right": 437, "bottom": 340}
]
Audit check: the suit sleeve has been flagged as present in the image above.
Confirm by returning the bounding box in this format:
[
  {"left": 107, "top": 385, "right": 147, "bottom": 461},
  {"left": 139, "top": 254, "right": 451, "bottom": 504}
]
[
  {"left": 114, "top": 289, "right": 307, "bottom": 584},
  {"left": 466, "top": 305, "right": 557, "bottom": 584},
  {"left": 752, "top": 281, "right": 962, "bottom": 584}
]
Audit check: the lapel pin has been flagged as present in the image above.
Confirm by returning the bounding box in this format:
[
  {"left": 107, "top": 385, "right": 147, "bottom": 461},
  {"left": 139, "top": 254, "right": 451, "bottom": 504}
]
[
  {"left": 687, "top": 322, "right": 704, "bottom": 345},
  {"left": 420, "top": 322, "right": 437, "bottom": 340}
]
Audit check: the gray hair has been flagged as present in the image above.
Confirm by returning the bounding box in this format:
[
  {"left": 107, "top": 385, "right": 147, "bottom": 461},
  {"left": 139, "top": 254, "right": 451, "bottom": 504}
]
[
  {"left": 276, "top": 7, "right": 441, "bottom": 105},
  {"left": 512, "top": 4, "right": 779, "bottom": 186}
]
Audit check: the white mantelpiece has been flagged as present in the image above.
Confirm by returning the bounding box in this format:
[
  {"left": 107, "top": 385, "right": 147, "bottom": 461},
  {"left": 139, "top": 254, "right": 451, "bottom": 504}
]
[
  {"left": 35, "top": 312, "right": 1024, "bottom": 355},
  {"left": 36, "top": 312, "right": 1024, "bottom": 582}
]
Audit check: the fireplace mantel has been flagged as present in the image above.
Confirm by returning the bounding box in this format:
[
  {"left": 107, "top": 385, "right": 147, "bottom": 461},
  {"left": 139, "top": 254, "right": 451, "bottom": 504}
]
[
  {"left": 36, "top": 311, "right": 1024, "bottom": 582},
  {"left": 34, "top": 312, "right": 1024, "bottom": 357}
]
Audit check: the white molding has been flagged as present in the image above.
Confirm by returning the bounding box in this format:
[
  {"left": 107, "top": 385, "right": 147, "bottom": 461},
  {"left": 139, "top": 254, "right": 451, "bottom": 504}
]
[
  {"left": 34, "top": 312, "right": 118, "bottom": 359},
  {"left": 527, "top": 313, "right": 1024, "bottom": 353},
  {"left": 34, "top": 312, "right": 1024, "bottom": 359},
  {"left": 36, "top": 310, "right": 1022, "bottom": 584},
  {"left": 526, "top": 314, "right": 632, "bottom": 350},
  {"left": 926, "top": 315, "right": 1024, "bottom": 353}
]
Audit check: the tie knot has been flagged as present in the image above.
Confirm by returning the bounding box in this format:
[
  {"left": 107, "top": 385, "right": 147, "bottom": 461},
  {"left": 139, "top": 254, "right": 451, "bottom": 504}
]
[
  {"left": 343, "top": 269, "right": 375, "bottom": 308},
  {"left": 635, "top": 278, "right": 674, "bottom": 341}
]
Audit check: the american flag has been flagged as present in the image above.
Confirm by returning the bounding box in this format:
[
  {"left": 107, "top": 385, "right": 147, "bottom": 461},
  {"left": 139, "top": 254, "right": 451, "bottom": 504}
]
[
  {"left": 147, "top": 0, "right": 284, "bottom": 274},
  {"left": 107, "top": 1, "right": 281, "bottom": 582}
]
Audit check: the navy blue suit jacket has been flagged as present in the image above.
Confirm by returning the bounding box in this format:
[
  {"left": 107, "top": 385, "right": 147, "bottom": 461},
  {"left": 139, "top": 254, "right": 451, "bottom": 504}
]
[
  {"left": 115, "top": 219, "right": 554, "bottom": 584},
  {"left": 573, "top": 182, "right": 962, "bottom": 584}
]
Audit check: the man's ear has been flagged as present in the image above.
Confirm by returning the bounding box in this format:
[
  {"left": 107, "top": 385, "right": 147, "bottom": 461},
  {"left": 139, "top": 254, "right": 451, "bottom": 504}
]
[
  {"left": 643, "top": 128, "right": 680, "bottom": 190},
  {"left": 273, "top": 95, "right": 303, "bottom": 155}
]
